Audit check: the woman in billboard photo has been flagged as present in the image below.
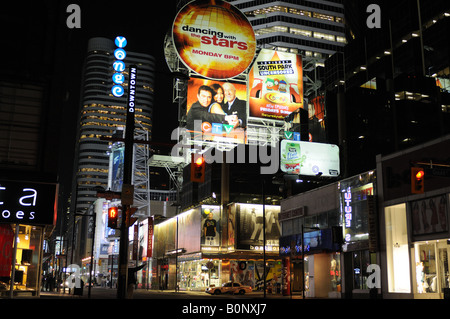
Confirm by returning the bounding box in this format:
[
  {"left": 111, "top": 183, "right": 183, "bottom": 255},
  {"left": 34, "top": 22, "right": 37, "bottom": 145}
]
[
  {"left": 210, "top": 83, "right": 226, "bottom": 113},
  {"left": 186, "top": 85, "right": 238, "bottom": 130}
]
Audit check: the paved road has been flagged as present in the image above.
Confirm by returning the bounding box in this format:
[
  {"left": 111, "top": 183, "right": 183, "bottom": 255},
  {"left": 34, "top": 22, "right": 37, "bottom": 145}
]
[{"left": 40, "top": 287, "right": 291, "bottom": 299}]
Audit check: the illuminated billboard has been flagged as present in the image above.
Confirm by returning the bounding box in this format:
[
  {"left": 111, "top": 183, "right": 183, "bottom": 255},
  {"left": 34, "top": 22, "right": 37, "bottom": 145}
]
[
  {"left": 201, "top": 205, "right": 221, "bottom": 249},
  {"left": 172, "top": 0, "right": 256, "bottom": 79},
  {"left": 309, "top": 95, "right": 326, "bottom": 142},
  {"left": 280, "top": 140, "right": 340, "bottom": 177},
  {"left": 232, "top": 203, "right": 281, "bottom": 252},
  {"left": 110, "top": 147, "right": 124, "bottom": 192},
  {"left": 186, "top": 77, "right": 247, "bottom": 144},
  {"left": 249, "top": 49, "right": 303, "bottom": 120}
]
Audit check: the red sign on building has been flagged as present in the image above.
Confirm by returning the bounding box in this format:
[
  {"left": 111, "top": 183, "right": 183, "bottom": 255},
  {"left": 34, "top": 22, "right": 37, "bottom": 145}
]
[{"left": 147, "top": 217, "right": 153, "bottom": 258}]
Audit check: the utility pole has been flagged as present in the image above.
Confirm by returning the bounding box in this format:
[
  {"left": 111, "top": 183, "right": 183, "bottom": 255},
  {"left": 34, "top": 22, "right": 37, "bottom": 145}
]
[{"left": 117, "top": 65, "right": 137, "bottom": 299}]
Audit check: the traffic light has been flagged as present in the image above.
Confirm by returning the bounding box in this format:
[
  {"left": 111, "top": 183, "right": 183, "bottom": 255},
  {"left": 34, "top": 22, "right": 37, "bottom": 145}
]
[
  {"left": 411, "top": 167, "right": 425, "bottom": 194},
  {"left": 191, "top": 155, "right": 205, "bottom": 183},
  {"left": 108, "top": 207, "right": 119, "bottom": 228}
]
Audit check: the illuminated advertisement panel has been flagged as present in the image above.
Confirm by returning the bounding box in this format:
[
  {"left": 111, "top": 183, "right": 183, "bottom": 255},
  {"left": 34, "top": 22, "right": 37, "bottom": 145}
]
[
  {"left": 411, "top": 194, "right": 448, "bottom": 236},
  {"left": 235, "top": 203, "right": 281, "bottom": 251},
  {"left": 339, "top": 171, "right": 376, "bottom": 244},
  {"left": 153, "top": 218, "right": 176, "bottom": 257},
  {"left": 309, "top": 95, "right": 326, "bottom": 142},
  {"left": 340, "top": 184, "right": 373, "bottom": 243},
  {"left": 177, "top": 207, "right": 201, "bottom": 254},
  {"left": 249, "top": 49, "right": 303, "bottom": 120},
  {"left": 110, "top": 147, "right": 124, "bottom": 192},
  {"left": 186, "top": 77, "right": 247, "bottom": 144},
  {"left": 201, "top": 205, "right": 221, "bottom": 250},
  {"left": 172, "top": 0, "right": 256, "bottom": 79},
  {"left": 280, "top": 140, "right": 340, "bottom": 177}
]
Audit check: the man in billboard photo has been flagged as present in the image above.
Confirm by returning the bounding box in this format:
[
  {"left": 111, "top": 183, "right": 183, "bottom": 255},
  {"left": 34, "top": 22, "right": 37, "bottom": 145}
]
[
  {"left": 186, "top": 85, "right": 238, "bottom": 130},
  {"left": 223, "top": 82, "right": 247, "bottom": 128},
  {"left": 203, "top": 212, "right": 217, "bottom": 246}
]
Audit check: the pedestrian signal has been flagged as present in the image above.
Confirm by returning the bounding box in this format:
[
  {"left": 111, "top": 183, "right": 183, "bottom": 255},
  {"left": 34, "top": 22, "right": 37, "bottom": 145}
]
[
  {"left": 191, "top": 155, "right": 205, "bottom": 183},
  {"left": 411, "top": 167, "right": 425, "bottom": 194},
  {"left": 108, "top": 207, "right": 119, "bottom": 228}
]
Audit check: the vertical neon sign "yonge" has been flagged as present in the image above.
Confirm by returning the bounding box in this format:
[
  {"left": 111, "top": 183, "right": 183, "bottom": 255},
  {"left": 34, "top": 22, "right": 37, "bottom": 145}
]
[{"left": 112, "top": 36, "right": 127, "bottom": 97}]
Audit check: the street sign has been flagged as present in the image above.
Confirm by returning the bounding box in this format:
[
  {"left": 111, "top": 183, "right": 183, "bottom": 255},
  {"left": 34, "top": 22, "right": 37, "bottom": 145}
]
[
  {"left": 426, "top": 167, "right": 450, "bottom": 178},
  {"left": 121, "top": 184, "right": 134, "bottom": 205},
  {"left": 97, "top": 191, "right": 121, "bottom": 200}
]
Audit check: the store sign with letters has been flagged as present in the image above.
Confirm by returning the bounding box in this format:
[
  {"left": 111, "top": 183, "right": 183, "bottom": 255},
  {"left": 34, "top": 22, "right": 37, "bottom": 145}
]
[{"left": 0, "top": 181, "right": 57, "bottom": 225}]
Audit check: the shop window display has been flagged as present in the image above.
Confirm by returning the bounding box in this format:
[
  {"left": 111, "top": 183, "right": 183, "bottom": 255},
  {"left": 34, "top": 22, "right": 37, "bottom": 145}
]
[
  {"left": 414, "top": 241, "right": 449, "bottom": 295},
  {"left": 0, "top": 224, "right": 43, "bottom": 297},
  {"left": 178, "top": 259, "right": 221, "bottom": 291},
  {"left": 330, "top": 253, "right": 341, "bottom": 293},
  {"left": 415, "top": 243, "right": 437, "bottom": 293}
]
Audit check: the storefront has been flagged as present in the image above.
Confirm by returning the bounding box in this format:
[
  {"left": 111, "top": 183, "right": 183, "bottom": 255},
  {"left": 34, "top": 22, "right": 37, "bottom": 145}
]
[
  {"left": 177, "top": 254, "right": 221, "bottom": 290},
  {"left": 279, "top": 228, "right": 342, "bottom": 297},
  {"left": 413, "top": 239, "right": 449, "bottom": 297},
  {"left": 0, "top": 180, "right": 57, "bottom": 298},
  {"left": 378, "top": 135, "right": 450, "bottom": 299},
  {"left": 383, "top": 194, "right": 450, "bottom": 298},
  {"left": 339, "top": 170, "right": 379, "bottom": 298},
  {"left": 151, "top": 203, "right": 282, "bottom": 291},
  {"left": 152, "top": 205, "right": 220, "bottom": 290},
  {"left": 279, "top": 183, "right": 343, "bottom": 298}
]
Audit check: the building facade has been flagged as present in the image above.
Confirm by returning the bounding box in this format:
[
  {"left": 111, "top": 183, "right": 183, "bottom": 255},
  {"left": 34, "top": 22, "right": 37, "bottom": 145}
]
[
  {"left": 70, "top": 37, "right": 155, "bottom": 263},
  {"left": 279, "top": 170, "right": 377, "bottom": 298},
  {"left": 229, "top": 0, "right": 346, "bottom": 62},
  {"left": 377, "top": 134, "right": 450, "bottom": 299},
  {"left": 152, "top": 203, "right": 282, "bottom": 292},
  {"left": 324, "top": 0, "right": 450, "bottom": 177}
]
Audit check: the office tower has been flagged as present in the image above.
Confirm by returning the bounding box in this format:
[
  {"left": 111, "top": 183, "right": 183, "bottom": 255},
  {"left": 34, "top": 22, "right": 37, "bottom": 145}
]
[
  {"left": 324, "top": 0, "right": 450, "bottom": 176},
  {"left": 70, "top": 37, "right": 155, "bottom": 263},
  {"left": 229, "top": 0, "right": 346, "bottom": 64},
  {"left": 72, "top": 37, "right": 155, "bottom": 214}
]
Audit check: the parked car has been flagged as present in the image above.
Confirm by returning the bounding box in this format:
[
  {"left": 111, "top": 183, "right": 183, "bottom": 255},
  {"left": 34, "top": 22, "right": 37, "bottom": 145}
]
[{"left": 205, "top": 282, "right": 252, "bottom": 295}]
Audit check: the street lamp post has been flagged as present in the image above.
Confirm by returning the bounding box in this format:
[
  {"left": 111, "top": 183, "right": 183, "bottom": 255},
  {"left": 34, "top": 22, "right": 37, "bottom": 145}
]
[
  {"left": 88, "top": 205, "right": 97, "bottom": 298},
  {"left": 71, "top": 209, "right": 97, "bottom": 298},
  {"left": 262, "top": 178, "right": 266, "bottom": 299}
]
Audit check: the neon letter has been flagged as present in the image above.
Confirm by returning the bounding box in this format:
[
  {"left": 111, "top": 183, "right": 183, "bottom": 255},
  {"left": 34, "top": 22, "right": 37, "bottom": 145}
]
[{"left": 19, "top": 188, "right": 37, "bottom": 206}]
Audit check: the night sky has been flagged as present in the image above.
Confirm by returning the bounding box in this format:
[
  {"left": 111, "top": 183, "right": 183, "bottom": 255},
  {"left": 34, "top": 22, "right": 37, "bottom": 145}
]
[
  {"left": 66, "top": 0, "right": 181, "bottom": 144},
  {"left": 1, "top": 1, "right": 181, "bottom": 210}
]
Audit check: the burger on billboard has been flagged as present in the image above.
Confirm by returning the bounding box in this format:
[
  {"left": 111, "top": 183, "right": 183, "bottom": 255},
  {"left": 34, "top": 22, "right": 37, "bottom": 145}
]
[
  {"left": 249, "top": 49, "right": 304, "bottom": 120},
  {"left": 172, "top": 0, "right": 256, "bottom": 80}
]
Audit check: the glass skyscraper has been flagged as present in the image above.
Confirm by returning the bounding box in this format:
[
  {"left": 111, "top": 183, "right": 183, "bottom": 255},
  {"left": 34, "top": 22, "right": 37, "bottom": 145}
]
[{"left": 72, "top": 37, "right": 154, "bottom": 213}]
